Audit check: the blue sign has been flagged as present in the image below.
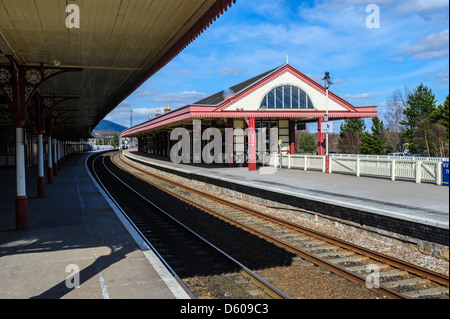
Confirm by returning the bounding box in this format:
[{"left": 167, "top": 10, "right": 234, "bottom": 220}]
[{"left": 442, "top": 162, "right": 449, "bottom": 186}]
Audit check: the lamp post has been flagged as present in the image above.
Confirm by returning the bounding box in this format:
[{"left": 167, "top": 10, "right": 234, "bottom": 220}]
[
  {"left": 322, "top": 72, "right": 333, "bottom": 172},
  {"left": 130, "top": 109, "right": 134, "bottom": 128}
]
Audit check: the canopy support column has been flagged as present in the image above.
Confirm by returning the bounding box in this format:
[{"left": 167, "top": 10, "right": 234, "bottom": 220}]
[
  {"left": 318, "top": 117, "right": 326, "bottom": 156},
  {"left": 15, "top": 127, "right": 27, "bottom": 230},
  {"left": 247, "top": 117, "right": 257, "bottom": 171},
  {"left": 289, "top": 120, "right": 295, "bottom": 155}
]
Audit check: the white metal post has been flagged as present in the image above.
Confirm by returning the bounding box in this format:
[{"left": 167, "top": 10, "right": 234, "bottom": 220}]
[
  {"left": 57, "top": 140, "right": 61, "bottom": 162},
  {"left": 53, "top": 138, "right": 58, "bottom": 174},
  {"left": 37, "top": 133, "right": 45, "bottom": 197},
  {"left": 326, "top": 88, "right": 329, "bottom": 157},
  {"left": 38, "top": 134, "right": 44, "bottom": 178},
  {"left": 53, "top": 139, "right": 57, "bottom": 163},
  {"left": 48, "top": 136, "right": 53, "bottom": 183},
  {"left": 415, "top": 161, "right": 422, "bottom": 184},
  {"left": 15, "top": 127, "right": 28, "bottom": 230},
  {"left": 16, "top": 127, "right": 26, "bottom": 197},
  {"left": 48, "top": 136, "right": 52, "bottom": 170},
  {"left": 356, "top": 157, "right": 361, "bottom": 177},
  {"left": 391, "top": 159, "right": 396, "bottom": 181},
  {"left": 329, "top": 156, "right": 333, "bottom": 173},
  {"left": 436, "top": 162, "right": 442, "bottom": 186}
]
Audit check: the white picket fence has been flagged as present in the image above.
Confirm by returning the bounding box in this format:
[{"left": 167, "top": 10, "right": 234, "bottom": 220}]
[{"left": 266, "top": 154, "right": 448, "bottom": 185}]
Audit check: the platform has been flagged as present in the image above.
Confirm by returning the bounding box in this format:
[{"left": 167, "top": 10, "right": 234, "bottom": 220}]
[
  {"left": 123, "top": 150, "right": 449, "bottom": 247},
  {"left": 0, "top": 153, "right": 190, "bottom": 299}
]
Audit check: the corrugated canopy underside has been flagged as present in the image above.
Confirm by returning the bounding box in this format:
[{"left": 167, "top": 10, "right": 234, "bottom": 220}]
[{"left": 0, "top": 0, "right": 234, "bottom": 139}]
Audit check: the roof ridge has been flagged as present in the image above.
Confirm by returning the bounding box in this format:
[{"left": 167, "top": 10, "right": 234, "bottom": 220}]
[{"left": 193, "top": 64, "right": 285, "bottom": 106}]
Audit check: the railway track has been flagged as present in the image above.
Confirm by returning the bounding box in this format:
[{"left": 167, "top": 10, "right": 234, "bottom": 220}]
[
  {"left": 88, "top": 151, "right": 288, "bottom": 300},
  {"left": 115, "top": 151, "right": 449, "bottom": 299}
]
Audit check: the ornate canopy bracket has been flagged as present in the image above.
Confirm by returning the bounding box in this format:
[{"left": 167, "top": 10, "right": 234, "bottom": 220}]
[
  {"left": 0, "top": 55, "right": 82, "bottom": 127},
  {"left": 37, "top": 95, "right": 80, "bottom": 133}
]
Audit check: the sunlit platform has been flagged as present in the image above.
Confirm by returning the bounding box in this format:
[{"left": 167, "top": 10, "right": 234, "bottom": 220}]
[{"left": 0, "top": 153, "right": 189, "bottom": 299}]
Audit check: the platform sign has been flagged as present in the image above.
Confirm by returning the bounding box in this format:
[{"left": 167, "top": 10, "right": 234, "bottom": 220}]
[
  {"left": 321, "top": 121, "right": 333, "bottom": 133},
  {"left": 442, "top": 162, "right": 449, "bottom": 186}
]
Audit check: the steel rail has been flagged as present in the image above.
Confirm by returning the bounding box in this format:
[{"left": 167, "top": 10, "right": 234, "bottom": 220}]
[
  {"left": 116, "top": 152, "right": 449, "bottom": 298},
  {"left": 100, "top": 152, "right": 289, "bottom": 300}
]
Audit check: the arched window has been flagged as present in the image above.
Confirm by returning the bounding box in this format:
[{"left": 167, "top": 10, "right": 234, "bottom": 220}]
[{"left": 260, "top": 85, "right": 315, "bottom": 110}]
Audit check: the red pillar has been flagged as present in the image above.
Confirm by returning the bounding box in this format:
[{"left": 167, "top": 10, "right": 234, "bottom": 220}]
[
  {"left": 317, "top": 117, "right": 326, "bottom": 156},
  {"left": 227, "top": 119, "right": 235, "bottom": 167},
  {"left": 289, "top": 120, "right": 295, "bottom": 155},
  {"left": 248, "top": 117, "right": 257, "bottom": 171}
]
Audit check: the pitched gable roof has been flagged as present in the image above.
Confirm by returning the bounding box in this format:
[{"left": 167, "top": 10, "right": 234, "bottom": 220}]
[{"left": 193, "top": 65, "right": 284, "bottom": 106}]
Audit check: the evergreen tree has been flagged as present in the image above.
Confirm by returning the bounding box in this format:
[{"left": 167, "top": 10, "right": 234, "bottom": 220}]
[
  {"left": 111, "top": 132, "right": 119, "bottom": 148},
  {"left": 431, "top": 95, "right": 449, "bottom": 157},
  {"left": 434, "top": 94, "right": 449, "bottom": 139},
  {"left": 337, "top": 118, "right": 366, "bottom": 154},
  {"left": 400, "top": 83, "right": 437, "bottom": 153},
  {"left": 360, "top": 117, "right": 387, "bottom": 155},
  {"left": 297, "top": 132, "right": 317, "bottom": 153}
]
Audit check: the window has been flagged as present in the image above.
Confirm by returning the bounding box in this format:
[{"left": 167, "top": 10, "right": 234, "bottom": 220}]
[
  {"left": 284, "top": 86, "right": 291, "bottom": 109},
  {"left": 292, "top": 87, "right": 299, "bottom": 109},
  {"left": 260, "top": 85, "right": 314, "bottom": 110},
  {"left": 299, "top": 90, "right": 307, "bottom": 109},
  {"left": 267, "top": 90, "right": 275, "bottom": 109}
]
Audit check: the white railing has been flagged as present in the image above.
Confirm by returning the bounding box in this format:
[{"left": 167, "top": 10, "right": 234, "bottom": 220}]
[
  {"left": 332, "top": 154, "right": 448, "bottom": 163},
  {"left": 266, "top": 153, "right": 445, "bottom": 185},
  {"left": 268, "top": 154, "right": 326, "bottom": 172}
]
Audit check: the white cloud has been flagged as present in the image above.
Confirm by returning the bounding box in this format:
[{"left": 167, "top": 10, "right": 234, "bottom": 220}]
[
  {"left": 434, "top": 67, "right": 449, "bottom": 84},
  {"left": 134, "top": 90, "right": 159, "bottom": 98},
  {"left": 153, "top": 91, "right": 208, "bottom": 105},
  {"left": 220, "top": 67, "right": 247, "bottom": 76},
  {"left": 403, "top": 29, "right": 449, "bottom": 60},
  {"left": 389, "top": 56, "right": 405, "bottom": 62},
  {"left": 176, "top": 69, "right": 195, "bottom": 75},
  {"left": 342, "top": 93, "right": 378, "bottom": 100},
  {"left": 396, "top": 0, "right": 449, "bottom": 16}
]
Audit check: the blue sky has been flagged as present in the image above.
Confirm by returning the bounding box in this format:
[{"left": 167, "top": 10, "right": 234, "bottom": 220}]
[{"left": 104, "top": 0, "right": 449, "bottom": 131}]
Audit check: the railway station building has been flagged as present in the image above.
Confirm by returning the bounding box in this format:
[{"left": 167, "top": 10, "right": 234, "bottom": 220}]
[{"left": 121, "top": 63, "right": 378, "bottom": 170}]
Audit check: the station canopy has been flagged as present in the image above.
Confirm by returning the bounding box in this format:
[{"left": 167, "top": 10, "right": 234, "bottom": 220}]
[{"left": 0, "top": 0, "right": 235, "bottom": 140}]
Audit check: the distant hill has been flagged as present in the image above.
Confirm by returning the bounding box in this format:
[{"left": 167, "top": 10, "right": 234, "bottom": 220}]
[{"left": 93, "top": 120, "right": 128, "bottom": 133}]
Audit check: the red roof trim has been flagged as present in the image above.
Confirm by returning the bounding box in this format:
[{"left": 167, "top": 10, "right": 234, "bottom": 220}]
[
  {"left": 191, "top": 110, "right": 377, "bottom": 119},
  {"left": 212, "top": 64, "right": 359, "bottom": 113}
]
